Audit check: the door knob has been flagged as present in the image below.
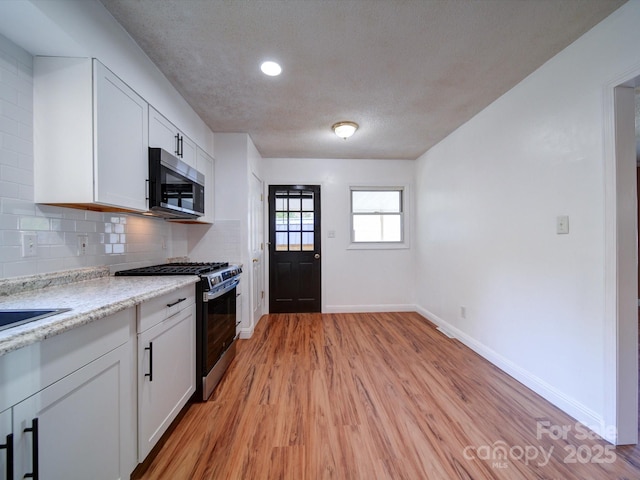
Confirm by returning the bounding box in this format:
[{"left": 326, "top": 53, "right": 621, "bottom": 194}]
[{"left": 314, "top": 253, "right": 320, "bottom": 259}]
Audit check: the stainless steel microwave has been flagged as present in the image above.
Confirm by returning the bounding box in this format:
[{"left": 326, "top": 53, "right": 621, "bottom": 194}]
[{"left": 148, "top": 147, "right": 205, "bottom": 219}]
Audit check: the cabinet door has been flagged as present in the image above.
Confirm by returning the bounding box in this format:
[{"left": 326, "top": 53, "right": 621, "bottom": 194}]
[
  {"left": 180, "top": 134, "right": 197, "bottom": 169},
  {"left": 94, "top": 60, "right": 149, "bottom": 212},
  {"left": 149, "top": 106, "right": 179, "bottom": 156},
  {"left": 196, "top": 147, "right": 215, "bottom": 224},
  {"left": 0, "top": 409, "right": 11, "bottom": 480},
  {"left": 138, "top": 304, "right": 195, "bottom": 460},
  {"left": 13, "top": 343, "right": 131, "bottom": 480},
  {"left": 149, "top": 106, "right": 197, "bottom": 169}
]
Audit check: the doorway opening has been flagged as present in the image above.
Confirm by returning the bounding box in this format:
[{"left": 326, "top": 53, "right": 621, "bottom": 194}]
[{"left": 607, "top": 76, "right": 640, "bottom": 445}]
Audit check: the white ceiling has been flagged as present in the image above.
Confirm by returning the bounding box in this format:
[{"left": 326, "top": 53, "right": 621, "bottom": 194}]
[{"left": 99, "top": 0, "right": 625, "bottom": 160}]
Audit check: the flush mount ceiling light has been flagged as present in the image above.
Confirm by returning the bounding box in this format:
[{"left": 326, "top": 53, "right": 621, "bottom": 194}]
[
  {"left": 332, "top": 121, "right": 359, "bottom": 139},
  {"left": 260, "top": 61, "right": 282, "bottom": 76}
]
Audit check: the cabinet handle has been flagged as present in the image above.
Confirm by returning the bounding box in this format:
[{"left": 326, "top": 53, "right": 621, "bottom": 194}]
[
  {"left": 0, "top": 433, "right": 13, "bottom": 480},
  {"left": 166, "top": 297, "right": 186, "bottom": 308},
  {"left": 145, "top": 342, "right": 153, "bottom": 382},
  {"left": 174, "top": 133, "right": 180, "bottom": 157},
  {"left": 178, "top": 135, "right": 184, "bottom": 158},
  {"left": 23, "top": 418, "right": 38, "bottom": 480}
]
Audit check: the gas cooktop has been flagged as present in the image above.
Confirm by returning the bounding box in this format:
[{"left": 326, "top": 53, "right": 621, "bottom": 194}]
[{"left": 115, "top": 262, "right": 229, "bottom": 276}]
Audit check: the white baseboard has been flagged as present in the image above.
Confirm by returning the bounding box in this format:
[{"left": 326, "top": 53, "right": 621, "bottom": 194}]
[
  {"left": 415, "top": 305, "right": 612, "bottom": 443},
  {"left": 238, "top": 328, "right": 254, "bottom": 339},
  {"left": 323, "top": 303, "right": 416, "bottom": 314}
]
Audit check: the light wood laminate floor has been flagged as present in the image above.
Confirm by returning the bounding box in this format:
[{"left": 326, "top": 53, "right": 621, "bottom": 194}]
[{"left": 136, "top": 312, "right": 640, "bottom": 479}]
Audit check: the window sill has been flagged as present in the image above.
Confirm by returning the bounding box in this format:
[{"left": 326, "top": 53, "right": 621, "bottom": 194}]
[{"left": 347, "top": 242, "right": 409, "bottom": 251}]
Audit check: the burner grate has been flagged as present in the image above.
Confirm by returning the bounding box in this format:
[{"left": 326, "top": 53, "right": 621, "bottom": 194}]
[{"left": 115, "top": 262, "right": 229, "bottom": 276}]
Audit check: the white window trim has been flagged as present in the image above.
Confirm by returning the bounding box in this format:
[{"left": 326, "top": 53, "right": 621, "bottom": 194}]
[{"left": 347, "top": 185, "right": 410, "bottom": 250}]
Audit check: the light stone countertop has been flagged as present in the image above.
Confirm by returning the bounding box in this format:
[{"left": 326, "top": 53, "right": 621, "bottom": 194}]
[{"left": 0, "top": 272, "right": 199, "bottom": 357}]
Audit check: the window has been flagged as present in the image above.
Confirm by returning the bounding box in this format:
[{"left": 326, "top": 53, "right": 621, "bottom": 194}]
[{"left": 351, "top": 187, "right": 404, "bottom": 243}]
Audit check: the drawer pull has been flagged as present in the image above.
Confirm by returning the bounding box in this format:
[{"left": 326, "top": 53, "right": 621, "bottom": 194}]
[
  {"left": 166, "top": 298, "right": 186, "bottom": 308},
  {"left": 0, "top": 432, "right": 13, "bottom": 480},
  {"left": 23, "top": 418, "right": 38, "bottom": 479},
  {"left": 145, "top": 342, "right": 153, "bottom": 382}
]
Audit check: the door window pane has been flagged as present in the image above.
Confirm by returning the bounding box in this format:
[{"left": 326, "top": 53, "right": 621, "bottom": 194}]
[
  {"left": 302, "top": 232, "right": 314, "bottom": 250},
  {"left": 288, "top": 212, "right": 301, "bottom": 231},
  {"left": 289, "top": 196, "right": 301, "bottom": 211},
  {"left": 302, "top": 194, "right": 314, "bottom": 211},
  {"left": 289, "top": 232, "right": 301, "bottom": 251},
  {"left": 275, "top": 232, "right": 288, "bottom": 251},
  {"left": 302, "top": 212, "right": 314, "bottom": 231}
]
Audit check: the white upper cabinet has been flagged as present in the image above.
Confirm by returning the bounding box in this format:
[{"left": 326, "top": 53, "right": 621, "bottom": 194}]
[
  {"left": 34, "top": 57, "right": 149, "bottom": 213},
  {"left": 149, "top": 106, "right": 196, "bottom": 169},
  {"left": 196, "top": 147, "right": 215, "bottom": 224}
]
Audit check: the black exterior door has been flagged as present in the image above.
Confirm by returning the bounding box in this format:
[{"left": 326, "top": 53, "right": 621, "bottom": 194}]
[{"left": 268, "top": 185, "right": 321, "bottom": 313}]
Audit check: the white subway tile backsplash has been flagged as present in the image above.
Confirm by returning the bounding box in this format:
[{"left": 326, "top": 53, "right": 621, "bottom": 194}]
[
  {"left": 0, "top": 80, "right": 18, "bottom": 105},
  {"left": 0, "top": 180, "right": 18, "bottom": 199},
  {"left": 3, "top": 260, "right": 37, "bottom": 278},
  {"left": 0, "top": 245, "right": 20, "bottom": 262},
  {"left": 17, "top": 184, "right": 33, "bottom": 202},
  {"left": 0, "top": 100, "right": 31, "bottom": 126},
  {"left": 2, "top": 164, "right": 32, "bottom": 185},
  {"left": 0, "top": 146, "right": 18, "bottom": 167},
  {"left": 19, "top": 216, "right": 49, "bottom": 231},
  {"left": 2, "top": 132, "right": 32, "bottom": 155},
  {"left": 0, "top": 213, "right": 17, "bottom": 230},
  {"left": 0, "top": 49, "right": 17, "bottom": 75},
  {"left": 2, "top": 198, "right": 34, "bottom": 215},
  {"left": 0, "top": 115, "right": 19, "bottom": 138},
  {"left": 75, "top": 220, "right": 97, "bottom": 233}
]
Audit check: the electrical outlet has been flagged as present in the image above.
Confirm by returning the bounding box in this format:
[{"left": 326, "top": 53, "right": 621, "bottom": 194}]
[
  {"left": 460, "top": 306, "right": 467, "bottom": 319},
  {"left": 77, "top": 234, "right": 88, "bottom": 256},
  {"left": 21, "top": 233, "right": 37, "bottom": 257}
]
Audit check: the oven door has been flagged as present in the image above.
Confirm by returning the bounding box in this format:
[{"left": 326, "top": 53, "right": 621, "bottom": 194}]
[{"left": 199, "top": 279, "right": 240, "bottom": 388}]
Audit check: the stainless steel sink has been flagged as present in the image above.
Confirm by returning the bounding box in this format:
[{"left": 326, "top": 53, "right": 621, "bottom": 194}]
[{"left": 0, "top": 309, "right": 71, "bottom": 332}]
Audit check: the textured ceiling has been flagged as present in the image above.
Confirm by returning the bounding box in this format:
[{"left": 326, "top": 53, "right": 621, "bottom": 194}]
[{"left": 99, "top": 0, "right": 626, "bottom": 160}]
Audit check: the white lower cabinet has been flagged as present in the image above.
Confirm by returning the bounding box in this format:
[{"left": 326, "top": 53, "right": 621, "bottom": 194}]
[
  {"left": 0, "top": 307, "right": 135, "bottom": 480},
  {"left": 13, "top": 343, "right": 130, "bottom": 480},
  {"left": 137, "top": 291, "right": 195, "bottom": 461},
  {"left": 0, "top": 286, "right": 196, "bottom": 477},
  {"left": 0, "top": 409, "right": 10, "bottom": 480}
]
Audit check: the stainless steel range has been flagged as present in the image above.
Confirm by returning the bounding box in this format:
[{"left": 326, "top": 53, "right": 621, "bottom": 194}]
[{"left": 115, "top": 262, "right": 242, "bottom": 400}]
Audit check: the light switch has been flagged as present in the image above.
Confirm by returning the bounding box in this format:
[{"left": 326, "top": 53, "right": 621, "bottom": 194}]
[
  {"left": 21, "top": 233, "right": 37, "bottom": 257},
  {"left": 556, "top": 215, "right": 569, "bottom": 234}
]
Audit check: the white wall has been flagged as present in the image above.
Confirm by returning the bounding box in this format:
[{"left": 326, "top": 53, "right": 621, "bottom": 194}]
[
  {"left": 414, "top": 1, "right": 640, "bottom": 440},
  {"left": 263, "top": 157, "right": 415, "bottom": 312},
  {"left": 0, "top": 32, "right": 185, "bottom": 278}
]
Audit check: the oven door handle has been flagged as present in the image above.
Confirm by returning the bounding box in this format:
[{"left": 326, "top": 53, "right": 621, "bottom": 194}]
[{"left": 205, "top": 278, "right": 240, "bottom": 301}]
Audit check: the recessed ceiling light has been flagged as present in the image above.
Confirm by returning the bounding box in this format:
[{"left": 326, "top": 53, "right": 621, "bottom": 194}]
[{"left": 260, "top": 61, "right": 282, "bottom": 76}]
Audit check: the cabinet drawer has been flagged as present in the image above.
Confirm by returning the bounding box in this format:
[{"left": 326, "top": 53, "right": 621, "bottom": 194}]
[
  {"left": 38, "top": 307, "right": 133, "bottom": 392},
  {"left": 0, "top": 344, "right": 36, "bottom": 413},
  {"left": 137, "top": 285, "right": 195, "bottom": 333}
]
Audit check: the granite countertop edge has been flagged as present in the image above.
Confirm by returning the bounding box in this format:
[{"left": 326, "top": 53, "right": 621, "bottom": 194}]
[{"left": 0, "top": 268, "right": 199, "bottom": 357}]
